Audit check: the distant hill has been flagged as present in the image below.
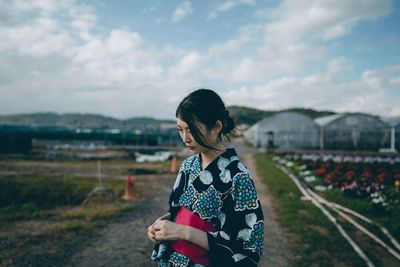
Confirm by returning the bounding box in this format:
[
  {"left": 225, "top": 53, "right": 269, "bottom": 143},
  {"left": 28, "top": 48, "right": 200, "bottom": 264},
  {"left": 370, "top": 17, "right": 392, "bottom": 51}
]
[
  {"left": 0, "top": 107, "right": 385, "bottom": 129},
  {"left": 227, "top": 106, "right": 336, "bottom": 125},
  {"left": 0, "top": 112, "right": 175, "bottom": 129}
]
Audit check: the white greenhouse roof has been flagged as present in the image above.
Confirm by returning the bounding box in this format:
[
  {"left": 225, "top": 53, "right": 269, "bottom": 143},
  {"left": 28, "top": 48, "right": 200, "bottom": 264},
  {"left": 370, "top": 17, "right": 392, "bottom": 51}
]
[
  {"left": 381, "top": 116, "right": 400, "bottom": 127},
  {"left": 314, "top": 114, "right": 344, "bottom": 126}
]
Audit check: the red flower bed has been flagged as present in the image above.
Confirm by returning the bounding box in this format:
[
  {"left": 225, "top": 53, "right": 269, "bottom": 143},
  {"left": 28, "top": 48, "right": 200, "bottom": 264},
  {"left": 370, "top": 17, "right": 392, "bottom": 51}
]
[{"left": 304, "top": 161, "right": 398, "bottom": 197}]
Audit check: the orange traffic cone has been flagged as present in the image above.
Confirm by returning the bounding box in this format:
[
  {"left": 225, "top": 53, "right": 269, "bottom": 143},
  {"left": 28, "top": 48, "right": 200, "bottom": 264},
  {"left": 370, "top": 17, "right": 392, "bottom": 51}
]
[
  {"left": 170, "top": 155, "right": 178, "bottom": 174},
  {"left": 122, "top": 175, "right": 136, "bottom": 200}
]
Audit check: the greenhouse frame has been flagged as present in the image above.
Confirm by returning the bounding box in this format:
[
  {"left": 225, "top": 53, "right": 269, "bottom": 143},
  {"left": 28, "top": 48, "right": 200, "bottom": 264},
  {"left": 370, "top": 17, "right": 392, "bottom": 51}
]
[
  {"left": 244, "top": 112, "right": 320, "bottom": 149},
  {"left": 315, "top": 113, "right": 391, "bottom": 151}
]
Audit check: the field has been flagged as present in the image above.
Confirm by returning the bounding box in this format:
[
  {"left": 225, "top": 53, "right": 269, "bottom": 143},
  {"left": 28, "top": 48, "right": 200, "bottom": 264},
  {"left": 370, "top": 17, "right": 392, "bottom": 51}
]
[
  {"left": 255, "top": 152, "right": 400, "bottom": 267},
  {"left": 0, "top": 150, "right": 176, "bottom": 266}
]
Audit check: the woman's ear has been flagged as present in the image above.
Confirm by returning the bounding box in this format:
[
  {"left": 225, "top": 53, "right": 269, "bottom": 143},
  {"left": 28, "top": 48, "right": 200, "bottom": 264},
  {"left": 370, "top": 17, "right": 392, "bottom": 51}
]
[{"left": 213, "top": 120, "right": 223, "bottom": 135}]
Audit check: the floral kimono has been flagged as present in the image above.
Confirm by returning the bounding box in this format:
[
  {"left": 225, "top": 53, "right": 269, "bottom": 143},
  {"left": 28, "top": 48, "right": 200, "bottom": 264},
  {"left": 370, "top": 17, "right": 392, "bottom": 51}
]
[{"left": 151, "top": 147, "right": 264, "bottom": 267}]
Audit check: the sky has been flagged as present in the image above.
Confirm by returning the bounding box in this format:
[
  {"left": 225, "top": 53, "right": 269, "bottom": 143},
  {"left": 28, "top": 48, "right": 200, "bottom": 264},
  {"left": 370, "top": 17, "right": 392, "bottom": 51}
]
[{"left": 0, "top": 0, "right": 399, "bottom": 120}]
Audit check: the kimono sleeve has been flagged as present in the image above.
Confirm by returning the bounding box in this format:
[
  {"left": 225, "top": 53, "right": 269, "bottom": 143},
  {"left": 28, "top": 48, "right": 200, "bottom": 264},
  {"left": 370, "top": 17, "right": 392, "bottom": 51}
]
[
  {"left": 168, "top": 164, "right": 185, "bottom": 210},
  {"left": 206, "top": 171, "right": 264, "bottom": 266},
  {"left": 168, "top": 156, "right": 194, "bottom": 217}
]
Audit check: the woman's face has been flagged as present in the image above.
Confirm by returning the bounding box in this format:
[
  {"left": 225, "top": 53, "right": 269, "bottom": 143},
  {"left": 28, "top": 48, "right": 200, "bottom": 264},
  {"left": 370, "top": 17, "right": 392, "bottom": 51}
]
[{"left": 176, "top": 117, "right": 219, "bottom": 154}]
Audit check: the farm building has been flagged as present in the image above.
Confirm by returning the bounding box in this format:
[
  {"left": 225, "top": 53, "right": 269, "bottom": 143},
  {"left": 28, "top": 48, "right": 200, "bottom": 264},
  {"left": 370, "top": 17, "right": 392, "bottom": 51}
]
[
  {"left": 244, "top": 112, "right": 320, "bottom": 149},
  {"left": 315, "top": 113, "right": 391, "bottom": 151}
]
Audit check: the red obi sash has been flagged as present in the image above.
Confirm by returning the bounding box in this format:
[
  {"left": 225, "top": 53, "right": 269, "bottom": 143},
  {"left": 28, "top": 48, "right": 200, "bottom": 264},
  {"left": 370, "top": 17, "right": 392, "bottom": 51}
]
[{"left": 172, "top": 207, "right": 216, "bottom": 266}]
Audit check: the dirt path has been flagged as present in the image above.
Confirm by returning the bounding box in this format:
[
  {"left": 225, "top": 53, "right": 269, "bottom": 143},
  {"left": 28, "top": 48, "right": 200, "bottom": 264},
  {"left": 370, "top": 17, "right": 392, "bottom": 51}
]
[
  {"left": 66, "top": 176, "right": 173, "bottom": 267},
  {"left": 233, "top": 139, "right": 293, "bottom": 267},
  {"left": 241, "top": 153, "right": 293, "bottom": 267}
]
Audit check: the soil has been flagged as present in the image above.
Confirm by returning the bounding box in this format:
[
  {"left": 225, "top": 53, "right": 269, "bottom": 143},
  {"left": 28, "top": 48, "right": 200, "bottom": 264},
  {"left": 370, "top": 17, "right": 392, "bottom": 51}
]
[
  {"left": 239, "top": 149, "right": 294, "bottom": 267},
  {"left": 65, "top": 175, "right": 174, "bottom": 267}
]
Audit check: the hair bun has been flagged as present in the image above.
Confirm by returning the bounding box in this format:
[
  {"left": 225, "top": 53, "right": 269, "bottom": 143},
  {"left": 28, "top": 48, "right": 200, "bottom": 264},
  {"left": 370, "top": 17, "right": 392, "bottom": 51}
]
[
  {"left": 222, "top": 113, "right": 235, "bottom": 134},
  {"left": 221, "top": 109, "right": 229, "bottom": 120},
  {"left": 225, "top": 110, "right": 230, "bottom": 118}
]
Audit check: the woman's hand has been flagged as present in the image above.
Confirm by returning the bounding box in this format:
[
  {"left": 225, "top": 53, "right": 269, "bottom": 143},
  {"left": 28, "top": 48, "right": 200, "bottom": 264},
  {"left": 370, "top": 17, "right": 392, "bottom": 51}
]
[
  {"left": 147, "top": 213, "right": 172, "bottom": 244},
  {"left": 148, "top": 216, "right": 210, "bottom": 251},
  {"left": 148, "top": 220, "right": 161, "bottom": 244},
  {"left": 152, "top": 220, "right": 185, "bottom": 241}
]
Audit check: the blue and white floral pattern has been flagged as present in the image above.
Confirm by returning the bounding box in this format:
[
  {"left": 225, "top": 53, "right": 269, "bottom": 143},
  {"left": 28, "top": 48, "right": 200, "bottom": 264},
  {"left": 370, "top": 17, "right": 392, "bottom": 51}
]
[
  {"left": 217, "top": 156, "right": 230, "bottom": 171},
  {"left": 219, "top": 168, "right": 232, "bottom": 183},
  {"left": 243, "top": 220, "right": 264, "bottom": 254},
  {"left": 179, "top": 184, "right": 197, "bottom": 208},
  {"left": 189, "top": 157, "right": 201, "bottom": 183},
  {"left": 237, "top": 161, "right": 248, "bottom": 173},
  {"left": 237, "top": 213, "right": 264, "bottom": 254},
  {"left": 192, "top": 186, "right": 222, "bottom": 220},
  {"left": 233, "top": 173, "right": 259, "bottom": 211},
  {"left": 199, "top": 170, "right": 213, "bottom": 185},
  {"left": 158, "top": 258, "right": 170, "bottom": 267},
  {"left": 169, "top": 252, "right": 190, "bottom": 267}
]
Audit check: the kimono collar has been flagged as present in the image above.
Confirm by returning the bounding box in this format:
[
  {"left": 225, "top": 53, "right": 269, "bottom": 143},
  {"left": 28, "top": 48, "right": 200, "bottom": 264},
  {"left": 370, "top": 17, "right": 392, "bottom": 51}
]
[{"left": 196, "top": 147, "right": 238, "bottom": 172}]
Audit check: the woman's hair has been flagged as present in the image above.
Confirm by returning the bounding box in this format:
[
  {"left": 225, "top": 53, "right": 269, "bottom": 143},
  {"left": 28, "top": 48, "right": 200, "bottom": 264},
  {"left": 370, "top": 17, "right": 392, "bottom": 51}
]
[{"left": 176, "top": 88, "right": 236, "bottom": 150}]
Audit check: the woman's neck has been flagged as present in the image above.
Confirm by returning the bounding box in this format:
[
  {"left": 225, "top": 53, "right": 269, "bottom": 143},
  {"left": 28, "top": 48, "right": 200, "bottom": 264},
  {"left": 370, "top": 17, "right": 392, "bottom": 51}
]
[{"left": 200, "top": 142, "right": 225, "bottom": 170}]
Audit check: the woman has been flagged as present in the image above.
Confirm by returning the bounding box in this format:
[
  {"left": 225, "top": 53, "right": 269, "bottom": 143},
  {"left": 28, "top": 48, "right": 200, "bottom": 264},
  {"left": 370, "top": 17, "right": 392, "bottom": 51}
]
[{"left": 148, "top": 89, "right": 264, "bottom": 267}]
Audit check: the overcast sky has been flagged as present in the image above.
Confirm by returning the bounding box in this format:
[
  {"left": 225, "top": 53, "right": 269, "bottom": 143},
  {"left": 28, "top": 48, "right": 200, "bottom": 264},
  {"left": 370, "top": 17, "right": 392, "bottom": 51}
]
[{"left": 0, "top": 0, "right": 399, "bottom": 120}]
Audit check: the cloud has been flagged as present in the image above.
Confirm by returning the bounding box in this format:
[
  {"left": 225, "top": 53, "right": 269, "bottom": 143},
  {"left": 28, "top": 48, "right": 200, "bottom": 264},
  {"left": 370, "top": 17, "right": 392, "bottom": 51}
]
[
  {"left": 264, "top": 0, "right": 392, "bottom": 43},
  {"left": 390, "top": 76, "right": 400, "bottom": 85},
  {"left": 171, "top": 1, "right": 193, "bottom": 23},
  {"left": 0, "top": 0, "right": 398, "bottom": 119},
  {"left": 223, "top": 62, "right": 400, "bottom": 117},
  {"left": 203, "top": 40, "right": 324, "bottom": 83},
  {"left": 6, "top": 0, "right": 71, "bottom": 13},
  {"left": 202, "top": 0, "right": 394, "bottom": 83},
  {"left": 326, "top": 57, "right": 353, "bottom": 76},
  {"left": 362, "top": 65, "right": 400, "bottom": 90},
  {"left": 0, "top": 0, "right": 98, "bottom": 56},
  {"left": 207, "top": 25, "right": 255, "bottom": 56},
  {"left": 0, "top": 0, "right": 207, "bottom": 119},
  {"left": 169, "top": 51, "right": 205, "bottom": 77},
  {"left": 142, "top": 5, "right": 156, "bottom": 14},
  {"left": 208, "top": 0, "right": 256, "bottom": 20},
  {"left": 0, "top": 17, "right": 74, "bottom": 57}
]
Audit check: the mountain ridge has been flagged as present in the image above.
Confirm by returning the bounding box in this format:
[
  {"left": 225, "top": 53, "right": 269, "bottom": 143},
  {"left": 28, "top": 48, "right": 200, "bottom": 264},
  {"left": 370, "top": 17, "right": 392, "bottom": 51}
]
[{"left": 0, "top": 107, "right": 384, "bottom": 128}]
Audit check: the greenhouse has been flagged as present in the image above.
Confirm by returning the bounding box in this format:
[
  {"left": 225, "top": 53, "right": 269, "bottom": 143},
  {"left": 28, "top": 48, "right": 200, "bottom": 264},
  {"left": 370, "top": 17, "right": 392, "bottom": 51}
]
[
  {"left": 244, "top": 112, "right": 320, "bottom": 149},
  {"left": 396, "top": 122, "right": 400, "bottom": 150},
  {"left": 382, "top": 117, "right": 400, "bottom": 151},
  {"left": 315, "top": 113, "right": 391, "bottom": 151}
]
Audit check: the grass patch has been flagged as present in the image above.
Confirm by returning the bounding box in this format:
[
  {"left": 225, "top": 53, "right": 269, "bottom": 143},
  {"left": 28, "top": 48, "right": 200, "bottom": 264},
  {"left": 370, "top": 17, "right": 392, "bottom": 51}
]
[
  {"left": 255, "top": 153, "right": 366, "bottom": 267},
  {"left": 321, "top": 189, "right": 400, "bottom": 239},
  {"left": 0, "top": 176, "right": 96, "bottom": 222},
  {"left": 46, "top": 220, "right": 100, "bottom": 235},
  {"left": 0, "top": 173, "right": 154, "bottom": 223},
  {"left": 243, "top": 139, "right": 254, "bottom": 147},
  {"left": 0, "top": 176, "right": 95, "bottom": 208},
  {"left": 61, "top": 202, "right": 136, "bottom": 221}
]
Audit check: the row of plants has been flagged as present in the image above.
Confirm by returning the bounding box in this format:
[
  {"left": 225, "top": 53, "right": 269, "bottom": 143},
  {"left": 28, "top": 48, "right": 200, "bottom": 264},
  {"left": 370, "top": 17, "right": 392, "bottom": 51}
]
[
  {"left": 256, "top": 153, "right": 368, "bottom": 266},
  {"left": 276, "top": 152, "right": 400, "bottom": 213},
  {"left": 269, "top": 153, "right": 400, "bottom": 266}
]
